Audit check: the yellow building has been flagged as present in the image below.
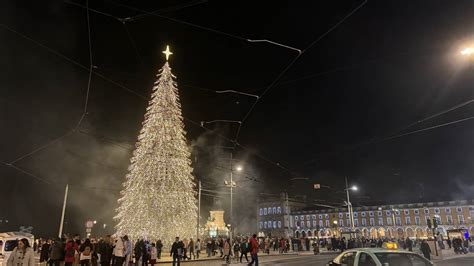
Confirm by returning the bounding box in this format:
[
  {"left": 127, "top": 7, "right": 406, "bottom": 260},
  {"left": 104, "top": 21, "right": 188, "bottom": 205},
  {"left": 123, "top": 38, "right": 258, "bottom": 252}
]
[{"left": 289, "top": 200, "right": 474, "bottom": 239}]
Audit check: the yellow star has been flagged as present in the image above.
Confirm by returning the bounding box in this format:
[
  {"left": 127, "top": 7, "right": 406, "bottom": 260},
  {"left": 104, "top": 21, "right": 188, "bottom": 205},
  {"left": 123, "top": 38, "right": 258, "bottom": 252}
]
[{"left": 162, "top": 45, "right": 173, "bottom": 61}]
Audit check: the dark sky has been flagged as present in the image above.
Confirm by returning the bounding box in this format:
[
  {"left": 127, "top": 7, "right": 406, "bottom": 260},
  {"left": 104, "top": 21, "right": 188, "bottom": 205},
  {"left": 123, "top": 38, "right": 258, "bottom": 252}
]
[{"left": 1, "top": 0, "right": 474, "bottom": 236}]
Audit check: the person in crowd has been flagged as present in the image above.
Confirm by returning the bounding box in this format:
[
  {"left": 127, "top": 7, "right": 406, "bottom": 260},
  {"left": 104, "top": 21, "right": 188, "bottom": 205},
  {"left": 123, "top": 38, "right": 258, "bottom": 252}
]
[
  {"left": 195, "top": 239, "right": 201, "bottom": 259},
  {"left": 155, "top": 240, "right": 163, "bottom": 260},
  {"left": 133, "top": 240, "right": 143, "bottom": 266},
  {"left": 223, "top": 239, "right": 231, "bottom": 264},
  {"left": 149, "top": 243, "right": 157, "bottom": 266},
  {"left": 97, "top": 236, "right": 113, "bottom": 266},
  {"left": 113, "top": 236, "right": 126, "bottom": 266},
  {"left": 446, "top": 237, "right": 452, "bottom": 249},
  {"left": 79, "top": 239, "right": 93, "bottom": 266},
  {"left": 233, "top": 239, "right": 240, "bottom": 262},
  {"left": 188, "top": 238, "right": 195, "bottom": 260},
  {"left": 405, "top": 237, "right": 413, "bottom": 252},
  {"left": 170, "top": 237, "right": 184, "bottom": 266},
  {"left": 122, "top": 236, "right": 132, "bottom": 266},
  {"left": 49, "top": 237, "right": 64, "bottom": 266},
  {"left": 64, "top": 238, "right": 78, "bottom": 266},
  {"left": 40, "top": 239, "right": 51, "bottom": 264},
  {"left": 420, "top": 240, "right": 431, "bottom": 261},
  {"left": 141, "top": 241, "right": 149, "bottom": 266},
  {"left": 7, "top": 238, "right": 35, "bottom": 266},
  {"left": 248, "top": 234, "right": 259, "bottom": 266},
  {"left": 240, "top": 238, "right": 249, "bottom": 263}
]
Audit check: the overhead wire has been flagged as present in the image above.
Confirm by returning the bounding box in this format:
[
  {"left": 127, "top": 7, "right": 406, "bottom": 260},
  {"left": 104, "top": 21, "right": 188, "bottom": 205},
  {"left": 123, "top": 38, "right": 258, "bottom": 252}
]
[{"left": 124, "top": 0, "right": 209, "bottom": 22}]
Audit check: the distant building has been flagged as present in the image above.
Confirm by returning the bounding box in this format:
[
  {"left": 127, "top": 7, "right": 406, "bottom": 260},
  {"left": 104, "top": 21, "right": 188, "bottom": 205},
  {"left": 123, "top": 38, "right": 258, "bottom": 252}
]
[
  {"left": 256, "top": 193, "right": 306, "bottom": 238},
  {"left": 258, "top": 199, "right": 474, "bottom": 239}
]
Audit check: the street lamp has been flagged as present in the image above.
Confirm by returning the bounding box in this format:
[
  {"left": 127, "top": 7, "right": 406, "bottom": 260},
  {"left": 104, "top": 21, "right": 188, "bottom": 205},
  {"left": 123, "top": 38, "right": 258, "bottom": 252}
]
[
  {"left": 344, "top": 177, "right": 358, "bottom": 236},
  {"left": 224, "top": 159, "right": 242, "bottom": 239},
  {"left": 460, "top": 47, "right": 474, "bottom": 56}
]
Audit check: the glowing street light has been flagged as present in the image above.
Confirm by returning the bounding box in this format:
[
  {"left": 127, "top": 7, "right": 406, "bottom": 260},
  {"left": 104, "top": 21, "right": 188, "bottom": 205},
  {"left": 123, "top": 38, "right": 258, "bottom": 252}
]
[
  {"left": 460, "top": 47, "right": 474, "bottom": 56},
  {"left": 351, "top": 185, "right": 358, "bottom": 191},
  {"left": 236, "top": 166, "right": 243, "bottom": 171}
]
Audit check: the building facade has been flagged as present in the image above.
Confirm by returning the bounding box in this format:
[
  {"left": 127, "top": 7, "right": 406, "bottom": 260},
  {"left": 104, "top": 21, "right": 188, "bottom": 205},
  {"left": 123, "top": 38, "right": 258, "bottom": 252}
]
[{"left": 258, "top": 199, "right": 474, "bottom": 239}]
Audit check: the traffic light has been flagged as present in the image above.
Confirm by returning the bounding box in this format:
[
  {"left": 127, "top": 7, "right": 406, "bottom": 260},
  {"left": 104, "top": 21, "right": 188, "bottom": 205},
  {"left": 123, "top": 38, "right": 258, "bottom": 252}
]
[{"left": 427, "top": 217, "right": 432, "bottom": 229}]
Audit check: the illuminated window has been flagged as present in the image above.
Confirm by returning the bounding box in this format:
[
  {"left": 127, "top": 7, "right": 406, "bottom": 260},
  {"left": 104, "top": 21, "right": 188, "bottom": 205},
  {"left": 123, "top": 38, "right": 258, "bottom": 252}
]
[
  {"left": 278, "top": 221, "right": 282, "bottom": 228},
  {"left": 319, "top": 220, "right": 323, "bottom": 227},
  {"left": 274, "top": 221, "right": 277, "bottom": 228},
  {"left": 306, "top": 221, "right": 310, "bottom": 227},
  {"left": 259, "top": 222, "right": 263, "bottom": 229},
  {"left": 377, "top": 211, "right": 382, "bottom": 216},
  {"left": 396, "top": 217, "right": 401, "bottom": 226},
  {"left": 369, "top": 211, "right": 374, "bottom": 217},
  {"left": 414, "top": 209, "right": 419, "bottom": 215},
  {"left": 361, "top": 219, "right": 367, "bottom": 226},
  {"left": 447, "top": 215, "right": 453, "bottom": 225},
  {"left": 268, "top": 208, "right": 272, "bottom": 215},
  {"left": 339, "top": 213, "right": 344, "bottom": 218},
  {"left": 457, "top": 207, "right": 463, "bottom": 213},
  {"left": 415, "top": 216, "right": 420, "bottom": 225},
  {"left": 313, "top": 220, "right": 317, "bottom": 227},
  {"left": 259, "top": 208, "right": 263, "bottom": 216},
  {"left": 405, "top": 217, "right": 411, "bottom": 225},
  {"left": 369, "top": 218, "right": 375, "bottom": 226},
  {"left": 354, "top": 212, "right": 358, "bottom": 218},
  {"left": 264, "top": 221, "right": 267, "bottom": 228},
  {"left": 273, "top": 207, "right": 277, "bottom": 214},
  {"left": 434, "top": 208, "right": 440, "bottom": 214},
  {"left": 378, "top": 218, "right": 383, "bottom": 226},
  {"left": 387, "top": 217, "right": 392, "bottom": 225},
  {"left": 445, "top": 208, "right": 451, "bottom": 214},
  {"left": 424, "top": 208, "right": 429, "bottom": 214},
  {"left": 264, "top": 208, "right": 267, "bottom": 215},
  {"left": 458, "top": 215, "right": 465, "bottom": 224},
  {"left": 277, "top": 207, "right": 282, "bottom": 214},
  {"left": 394, "top": 210, "right": 400, "bottom": 216},
  {"left": 361, "top": 212, "right": 366, "bottom": 217},
  {"left": 339, "top": 219, "right": 344, "bottom": 227},
  {"left": 325, "top": 220, "right": 330, "bottom": 227},
  {"left": 386, "top": 210, "right": 391, "bottom": 216},
  {"left": 404, "top": 210, "right": 409, "bottom": 215}
]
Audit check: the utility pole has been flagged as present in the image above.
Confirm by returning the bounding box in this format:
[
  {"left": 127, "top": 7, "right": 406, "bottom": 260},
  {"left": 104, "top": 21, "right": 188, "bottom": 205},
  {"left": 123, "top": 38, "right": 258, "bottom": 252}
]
[
  {"left": 197, "top": 179, "right": 201, "bottom": 241},
  {"left": 58, "top": 184, "right": 68, "bottom": 238},
  {"left": 345, "top": 177, "right": 355, "bottom": 235}
]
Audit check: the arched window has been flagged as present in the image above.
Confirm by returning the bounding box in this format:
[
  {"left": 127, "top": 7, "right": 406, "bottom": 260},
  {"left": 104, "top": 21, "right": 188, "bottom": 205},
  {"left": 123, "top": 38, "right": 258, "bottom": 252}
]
[
  {"left": 264, "top": 221, "right": 267, "bottom": 228},
  {"left": 273, "top": 221, "right": 277, "bottom": 228},
  {"left": 264, "top": 208, "right": 267, "bottom": 215},
  {"left": 259, "top": 208, "right": 263, "bottom": 216},
  {"left": 268, "top": 208, "right": 272, "bottom": 215},
  {"left": 277, "top": 207, "right": 282, "bottom": 214},
  {"left": 278, "top": 221, "right": 282, "bottom": 228},
  {"left": 273, "top": 207, "right": 277, "bottom": 214},
  {"left": 259, "top": 222, "right": 263, "bottom": 229}
]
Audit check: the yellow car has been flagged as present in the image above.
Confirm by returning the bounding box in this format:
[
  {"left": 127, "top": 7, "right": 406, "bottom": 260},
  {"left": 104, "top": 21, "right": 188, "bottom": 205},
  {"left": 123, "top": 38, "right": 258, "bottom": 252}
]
[{"left": 326, "top": 248, "right": 433, "bottom": 266}]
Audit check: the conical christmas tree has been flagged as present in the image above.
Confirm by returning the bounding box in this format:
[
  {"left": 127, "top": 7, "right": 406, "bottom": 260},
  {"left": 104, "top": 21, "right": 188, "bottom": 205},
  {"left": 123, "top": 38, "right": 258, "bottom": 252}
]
[{"left": 115, "top": 46, "right": 197, "bottom": 243}]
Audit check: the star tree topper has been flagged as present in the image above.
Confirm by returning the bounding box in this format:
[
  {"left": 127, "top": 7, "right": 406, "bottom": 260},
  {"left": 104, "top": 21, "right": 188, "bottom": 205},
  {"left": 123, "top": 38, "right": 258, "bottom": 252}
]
[{"left": 162, "top": 45, "right": 173, "bottom": 61}]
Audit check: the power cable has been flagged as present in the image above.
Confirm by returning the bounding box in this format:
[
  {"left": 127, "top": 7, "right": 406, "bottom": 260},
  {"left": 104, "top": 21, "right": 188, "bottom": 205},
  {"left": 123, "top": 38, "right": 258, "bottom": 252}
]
[
  {"left": 125, "top": 0, "right": 209, "bottom": 22},
  {"left": 233, "top": 0, "right": 368, "bottom": 147}
]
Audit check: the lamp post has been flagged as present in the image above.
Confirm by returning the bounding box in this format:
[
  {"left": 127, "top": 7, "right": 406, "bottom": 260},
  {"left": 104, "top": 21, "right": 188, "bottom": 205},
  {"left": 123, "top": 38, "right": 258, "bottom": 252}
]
[
  {"left": 224, "top": 152, "right": 242, "bottom": 239},
  {"left": 344, "top": 177, "right": 358, "bottom": 236}
]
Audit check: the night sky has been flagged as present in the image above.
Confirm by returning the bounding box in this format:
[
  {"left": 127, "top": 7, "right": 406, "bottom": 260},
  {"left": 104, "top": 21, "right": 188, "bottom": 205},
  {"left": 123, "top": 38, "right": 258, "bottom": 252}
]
[{"left": 1, "top": 0, "right": 473, "bottom": 236}]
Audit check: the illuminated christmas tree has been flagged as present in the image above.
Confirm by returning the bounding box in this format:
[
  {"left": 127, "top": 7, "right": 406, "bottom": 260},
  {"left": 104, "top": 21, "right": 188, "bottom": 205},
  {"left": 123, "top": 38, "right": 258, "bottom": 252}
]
[{"left": 115, "top": 46, "right": 197, "bottom": 243}]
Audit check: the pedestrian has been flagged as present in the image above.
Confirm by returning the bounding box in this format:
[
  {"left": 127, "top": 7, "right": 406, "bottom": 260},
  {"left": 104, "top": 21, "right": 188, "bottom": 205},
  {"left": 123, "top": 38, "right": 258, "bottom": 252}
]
[
  {"left": 79, "top": 239, "right": 93, "bottom": 266},
  {"left": 113, "top": 236, "right": 126, "bottom": 266},
  {"left": 7, "top": 238, "right": 35, "bottom": 266},
  {"left": 64, "top": 238, "right": 77, "bottom": 266},
  {"left": 188, "top": 238, "right": 195, "bottom": 260},
  {"left": 233, "top": 240, "right": 240, "bottom": 262},
  {"left": 40, "top": 239, "right": 51, "bottom": 264},
  {"left": 97, "top": 236, "right": 113, "bottom": 266},
  {"left": 420, "top": 240, "right": 431, "bottom": 261},
  {"left": 170, "top": 237, "right": 184, "bottom": 266},
  {"left": 248, "top": 234, "right": 259, "bottom": 266},
  {"left": 49, "top": 238, "right": 64, "bottom": 266},
  {"left": 240, "top": 238, "right": 249, "bottom": 263},
  {"left": 405, "top": 237, "right": 413, "bottom": 252},
  {"left": 141, "top": 241, "right": 149, "bottom": 266},
  {"left": 447, "top": 237, "right": 452, "bottom": 249},
  {"left": 206, "top": 240, "right": 212, "bottom": 257},
  {"left": 223, "top": 239, "right": 231, "bottom": 264},
  {"left": 195, "top": 239, "right": 201, "bottom": 259},
  {"left": 149, "top": 243, "right": 157, "bottom": 266},
  {"left": 155, "top": 240, "right": 162, "bottom": 260},
  {"left": 122, "top": 236, "right": 132, "bottom": 266}
]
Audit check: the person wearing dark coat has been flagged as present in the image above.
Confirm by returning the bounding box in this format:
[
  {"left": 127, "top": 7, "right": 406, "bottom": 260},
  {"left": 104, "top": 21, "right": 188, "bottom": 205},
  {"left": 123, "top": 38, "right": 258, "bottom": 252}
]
[
  {"left": 49, "top": 238, "right": 64, "bottom": 266},
  {"left": 155, "top": 240, "right": 163, "bottom": 260},
  {"left": 170, "top": 237, "right": 184, "bottom": 266},
  {"left": 420, "top": 240, "right": 431, "bottom": 261},
  {"left": 405, "top": 238, "right": 413, "bottom": 252},
  {"left": 40, "top": 240, "right": 51, "bottom": 263},
  {"left": 97, "top": 236, "right": 114, "bottom": 266}
]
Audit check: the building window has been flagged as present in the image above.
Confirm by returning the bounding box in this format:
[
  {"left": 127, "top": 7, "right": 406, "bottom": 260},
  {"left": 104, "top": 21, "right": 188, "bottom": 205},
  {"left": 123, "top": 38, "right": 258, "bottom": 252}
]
[
  {"left": 405, "top": 217, "right": 411, "bottom": 225},
  {"left": 306, "top": 221, "right": 310, "bottom": 227},
  {"left": 377, "top": 211, "right": 383, "bottom": 217},
  {"left": 272, "top": 207, "right": 276, "bottom": 214},
  {"left": 354, "top": 219, "right": 359, "bottom": 227},
  {"left": 339, "top": 213, "right": 344, "bottom": 218},
  {"left": 369, "top": 218, "right": 375, "bottom": 226},
  {"left": 445, "top": 208, "right": 451, "bottom": 214},
  {"left": 396, "top": 217, "right": 401, "bottom": 226},
  {"left": 434, "top": 208, "right": 440, "bottom": 214},
  {"left": 395, "top": 210, "right": 400, "bottom": 216},
  {"left": 414, "top": 209, "right": 419, "bottom": 215},
  {"left": 259, "top": 208, "right": 263, "bottom": 216},
  {"left": 425, "top": 217, "right": 430, "bottom": 225},
  {"left": 264, "top": 221, "right": 267, "bottom": 228},
  {"left": 278, "top": 221, "right": 282, "bottom": 228},
  {"left": 354, "top": 212, "right": 358, "bottom": 218},
  {"left": 424, "top": 208, "right": 429, "bottom": 214},
  {"left": 378, "top": 218, "right": 383, "bottom": 226},
  {"left": 259, "top": 222, "right": 263, "bottom": 229},
  {"left": 301, "top": 216, "right": 304, "bottom": 221},
  {"left": 447, "top": 215, "right": 453, "bottom": 225},
  {"left": 264, "top": 208, "right": 267, "bottom": 215},
  {"left": 361, "top": 212, "right": 366, "bottom": 217},
  {"left": 346, "top": 219, "right": 351, "bottom": 227},
  {"left": 369, "top": 211, "right": 374, "bottom": 217},
  {"left": 295, "top": 216, "right": 298, "bottom": 220},
  {"left": 404, "top": 209, "right": 410, "bottom": 216},
  {"left": 387, "top": 217, "right": 392, "bottom": 225},
  {"left": 339, "top": 219, "right": 344, "bottom": 227},
  {"left": 458, "top": 215, "right": 465, "bottom": 224},
  {"left": 269, "top": 208, "right": 272, "bottom": 215},
  {"left": 386, "top": 210, "right": 391, "bottom": 216},
  {"left": 325, "top": 214, "right": 329, "bottom": 219},
  {"left": 312, "top": 215, "right": 316, "bottom": 220},
  {"left": 301, "top": 221, "right": 304, "bottom": 228},
  {"left": 319, "top": 220, "right": 323, "bottom": 227},
  {"left": 277, "top": 207, "right": 282, "bottom": 214},
  {"left": 457, "top": 207, "right": 463, "bottom": 213},
  {"left": 306, "top": 215, "right": 311, "bottom": 220},
  {"left": 415, "top": 216, "right": 420, "bottom": 225},
  {"left": 319, "top": 214, "right": 323, "bottom": 219},
  {"left": 274, "top": 221, "right": 277, "bottom": 228},
  {"left": 313, "top": 220, "right": 317, "bottom": 227},
  {"left": 361, "top": 218, "right": 367, "bottom": 226},
  {"left": 325, "top": 220, "right": 330, "bottom": 227}
]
